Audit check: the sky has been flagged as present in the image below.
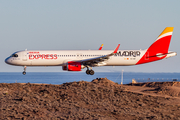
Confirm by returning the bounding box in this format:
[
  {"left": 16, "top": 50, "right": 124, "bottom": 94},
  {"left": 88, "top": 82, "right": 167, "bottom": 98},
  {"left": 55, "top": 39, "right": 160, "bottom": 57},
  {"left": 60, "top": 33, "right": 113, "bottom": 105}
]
[{"left": 1, "top": 0, "right": 180, "bottom": 73}]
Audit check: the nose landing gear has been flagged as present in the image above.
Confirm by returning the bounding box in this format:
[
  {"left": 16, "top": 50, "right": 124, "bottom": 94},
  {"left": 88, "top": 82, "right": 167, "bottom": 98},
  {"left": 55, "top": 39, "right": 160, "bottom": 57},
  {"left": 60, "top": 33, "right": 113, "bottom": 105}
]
[{"left": 22, "top": 66, "right": 26, "bottom": 75}]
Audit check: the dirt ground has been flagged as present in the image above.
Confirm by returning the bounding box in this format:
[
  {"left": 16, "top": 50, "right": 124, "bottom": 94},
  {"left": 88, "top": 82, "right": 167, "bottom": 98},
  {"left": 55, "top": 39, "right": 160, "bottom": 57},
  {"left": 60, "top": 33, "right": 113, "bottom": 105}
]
[{"left": 1, "top": 78, "right": 180, "bottom": 120}]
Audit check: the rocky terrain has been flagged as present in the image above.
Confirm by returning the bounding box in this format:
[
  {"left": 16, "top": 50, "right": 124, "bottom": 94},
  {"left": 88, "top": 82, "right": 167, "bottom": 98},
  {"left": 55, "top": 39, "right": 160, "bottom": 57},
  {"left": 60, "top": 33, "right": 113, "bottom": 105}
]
[{"left": 1, "top": 78, "right": 180, "bottom": 120}]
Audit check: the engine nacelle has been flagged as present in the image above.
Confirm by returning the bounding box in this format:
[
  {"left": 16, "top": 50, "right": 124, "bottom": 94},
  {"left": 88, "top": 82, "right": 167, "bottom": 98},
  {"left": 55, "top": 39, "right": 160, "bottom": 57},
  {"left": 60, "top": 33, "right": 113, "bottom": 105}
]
[{"left": 62, "top": 61, "right": 82, "bottom": 71}]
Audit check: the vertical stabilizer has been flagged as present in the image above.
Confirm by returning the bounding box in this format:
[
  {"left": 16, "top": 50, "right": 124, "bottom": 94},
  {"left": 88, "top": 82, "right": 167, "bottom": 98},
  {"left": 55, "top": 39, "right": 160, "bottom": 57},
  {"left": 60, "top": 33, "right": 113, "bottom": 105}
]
[{"left": 136, "top": 27, "right": 174, "bottom": 65}]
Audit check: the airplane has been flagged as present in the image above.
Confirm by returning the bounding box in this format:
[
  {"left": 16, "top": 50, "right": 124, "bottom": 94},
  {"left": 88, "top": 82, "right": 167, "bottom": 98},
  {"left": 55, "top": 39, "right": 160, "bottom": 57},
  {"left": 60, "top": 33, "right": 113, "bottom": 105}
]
[{"left": 5, "top": 27, "right": 177, "bottom": 75}]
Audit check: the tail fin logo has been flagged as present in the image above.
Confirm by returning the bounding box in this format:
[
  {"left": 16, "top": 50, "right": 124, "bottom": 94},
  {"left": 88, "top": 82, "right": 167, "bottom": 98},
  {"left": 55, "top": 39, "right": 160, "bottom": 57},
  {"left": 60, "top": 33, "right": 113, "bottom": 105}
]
[{"left": 136, "top": 27, "right": 174, "bottom": 65}]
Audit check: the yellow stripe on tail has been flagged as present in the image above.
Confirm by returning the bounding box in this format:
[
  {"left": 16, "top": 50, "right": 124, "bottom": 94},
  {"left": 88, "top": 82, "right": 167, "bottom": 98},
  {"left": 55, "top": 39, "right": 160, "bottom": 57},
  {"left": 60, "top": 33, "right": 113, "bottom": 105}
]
[{"left": 158, "top": 27, "right": 174, "bottom": 37}]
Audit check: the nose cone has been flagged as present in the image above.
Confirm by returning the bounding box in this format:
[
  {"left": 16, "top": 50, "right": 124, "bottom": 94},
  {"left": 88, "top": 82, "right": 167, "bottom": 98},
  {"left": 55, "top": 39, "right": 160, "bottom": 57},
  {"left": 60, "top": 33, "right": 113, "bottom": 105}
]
[{"left": 5, "top": 57, "right": 12, "bottom": 65}]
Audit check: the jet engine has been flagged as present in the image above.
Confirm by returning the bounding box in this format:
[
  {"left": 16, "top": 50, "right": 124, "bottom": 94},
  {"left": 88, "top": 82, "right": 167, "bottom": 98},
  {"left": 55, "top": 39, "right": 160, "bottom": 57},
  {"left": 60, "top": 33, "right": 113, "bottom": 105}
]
[{"left": 62, "top": 61, "right": 82, "bottom": 71}]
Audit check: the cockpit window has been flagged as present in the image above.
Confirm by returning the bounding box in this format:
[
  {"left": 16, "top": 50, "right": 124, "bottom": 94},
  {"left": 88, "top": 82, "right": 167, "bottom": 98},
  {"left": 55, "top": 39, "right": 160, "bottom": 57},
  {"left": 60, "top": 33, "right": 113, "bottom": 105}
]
[{"left": 11, "top": 54, "right": 18, "bottom": 57}]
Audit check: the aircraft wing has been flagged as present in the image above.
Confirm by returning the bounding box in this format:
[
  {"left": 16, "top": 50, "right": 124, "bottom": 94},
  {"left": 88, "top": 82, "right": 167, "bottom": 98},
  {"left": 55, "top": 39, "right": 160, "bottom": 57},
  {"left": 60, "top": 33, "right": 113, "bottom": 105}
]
[{"left": 77, "top": 44, "right": 120, "bottom": 67}]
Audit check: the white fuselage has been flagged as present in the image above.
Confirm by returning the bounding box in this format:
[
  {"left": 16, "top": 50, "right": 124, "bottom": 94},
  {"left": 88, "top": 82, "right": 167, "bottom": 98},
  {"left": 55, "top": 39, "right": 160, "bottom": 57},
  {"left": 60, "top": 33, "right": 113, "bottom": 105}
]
[{"left": 5, "top": 50, "right": 147, "bottom": 66}]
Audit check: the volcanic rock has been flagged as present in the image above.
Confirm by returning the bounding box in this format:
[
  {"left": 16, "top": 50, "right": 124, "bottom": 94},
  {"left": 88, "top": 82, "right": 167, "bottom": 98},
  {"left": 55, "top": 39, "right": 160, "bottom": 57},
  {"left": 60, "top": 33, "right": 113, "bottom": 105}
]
[{"left": 0, "top": 78, "right": 180, "bottom": 119}]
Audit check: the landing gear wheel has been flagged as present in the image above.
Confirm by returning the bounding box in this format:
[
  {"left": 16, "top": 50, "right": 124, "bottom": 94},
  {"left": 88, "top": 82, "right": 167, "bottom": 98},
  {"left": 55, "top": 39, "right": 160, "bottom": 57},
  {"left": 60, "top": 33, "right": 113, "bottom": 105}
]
[
  {"left": 22, "top": 71, "right": 26, "bottom": 75},
  {"left": 22, "top": 66, "right": 27, "bottom": 75},
  {"left": 89, "top": 70, "right": 94, "bottom": 75},
  {"left": 86, "top": 66, "right": 95, "bottom": 75},
  {"left": 86, "top": 69, "right": 90, "bottom": 75}
]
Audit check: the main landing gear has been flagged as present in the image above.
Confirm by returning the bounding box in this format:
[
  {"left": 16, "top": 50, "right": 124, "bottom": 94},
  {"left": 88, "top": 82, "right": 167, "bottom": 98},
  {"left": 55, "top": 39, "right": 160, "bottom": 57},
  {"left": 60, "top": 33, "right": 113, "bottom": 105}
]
[
  {"left": 86, "top": 67, "right": 95, "bottom": 75},
  {"left": 22, "top": 66, "right": 26, "bottom": 75}
]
